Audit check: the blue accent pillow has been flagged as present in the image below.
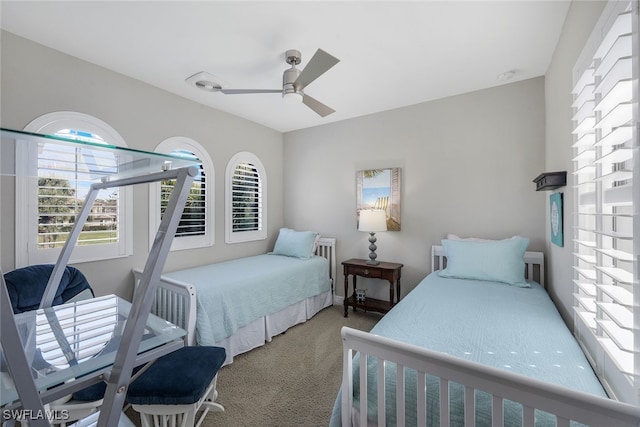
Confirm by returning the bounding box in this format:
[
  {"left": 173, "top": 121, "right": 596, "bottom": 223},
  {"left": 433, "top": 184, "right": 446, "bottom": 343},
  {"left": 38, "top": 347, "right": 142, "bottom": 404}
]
[
  {"left": 438, "top": 237, "right": 530, "bottom": 287},
  {"left": 270, "top": 228, "right": 319, "bottom": 260}
]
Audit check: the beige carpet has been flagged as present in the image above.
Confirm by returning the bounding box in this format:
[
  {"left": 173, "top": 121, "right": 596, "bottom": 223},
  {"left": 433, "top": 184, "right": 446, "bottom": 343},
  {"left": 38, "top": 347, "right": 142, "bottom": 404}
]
[
  {"left": 210, "top": 305, "right": 381, "bottom": 427},
  {"left": 126, "top": 304, "right": 381, "bottom": 427}
]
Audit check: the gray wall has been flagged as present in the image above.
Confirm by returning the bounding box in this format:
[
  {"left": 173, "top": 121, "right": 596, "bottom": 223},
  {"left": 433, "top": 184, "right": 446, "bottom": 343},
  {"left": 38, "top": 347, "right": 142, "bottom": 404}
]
[
  {"left": 0, "top": 31, "right": 285, "bottom": 299},
  {"left": 283, "top": 77, "right": 547, "bottom": 300},
  {"left": 543, "top": 1, "right": 605, "bottom": 325}
]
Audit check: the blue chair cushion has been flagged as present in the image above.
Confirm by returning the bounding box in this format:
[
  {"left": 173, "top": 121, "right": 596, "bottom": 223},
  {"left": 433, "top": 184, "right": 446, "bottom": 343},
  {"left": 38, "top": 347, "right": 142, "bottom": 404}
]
[
  {"left": 4, "top": 264, "right": 94, "bottom": 314},
  {"left": 72, "top": 380, "right": 108, "bottom": 402},
  {"left": 71, "top": 337, "right": 124, "bottom": 401},
  {"left": 71, "top": 334, "right": 153, "bottom": 402},
  {"left": 127, "top": 346, "right": 226, "bottom": 405}
]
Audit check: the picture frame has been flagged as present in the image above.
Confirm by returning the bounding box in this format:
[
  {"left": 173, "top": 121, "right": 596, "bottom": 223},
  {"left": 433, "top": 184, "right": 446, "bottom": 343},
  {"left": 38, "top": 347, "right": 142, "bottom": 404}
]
[
  {"left": 356, "top": 167, "right": 401, "bottom": 231},
  {"left": 550, "top": 192, "right": 563, "bottom": 247}
]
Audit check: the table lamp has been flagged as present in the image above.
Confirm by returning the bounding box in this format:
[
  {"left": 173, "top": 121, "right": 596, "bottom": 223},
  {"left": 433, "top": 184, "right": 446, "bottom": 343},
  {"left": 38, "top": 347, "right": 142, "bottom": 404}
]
[{"left": 358, "top": 209, "right": 387, "bottom": 265}]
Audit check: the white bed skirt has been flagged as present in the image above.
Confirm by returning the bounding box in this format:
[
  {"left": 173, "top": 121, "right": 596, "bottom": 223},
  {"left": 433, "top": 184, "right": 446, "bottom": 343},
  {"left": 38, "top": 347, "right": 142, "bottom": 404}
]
[{"left": 214, "top": 290, "right": 333, "bottom": 365}]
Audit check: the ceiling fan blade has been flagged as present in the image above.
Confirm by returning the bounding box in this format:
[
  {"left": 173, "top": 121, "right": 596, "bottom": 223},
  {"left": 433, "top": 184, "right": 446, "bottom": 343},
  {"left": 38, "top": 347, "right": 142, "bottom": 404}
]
[
  {"left": 220, "top": 89, "right": 281, "bottom": 94},
  {"left": 303, "top": 94, "right": 336, "bottom": 117},
  {"left": 294, "top": 49, "right": 339, "bottom": 91}
]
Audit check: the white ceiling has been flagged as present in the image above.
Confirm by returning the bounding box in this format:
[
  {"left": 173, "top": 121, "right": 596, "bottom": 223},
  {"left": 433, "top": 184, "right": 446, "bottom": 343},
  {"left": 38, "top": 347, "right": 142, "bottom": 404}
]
[{"left": 0, "top": 1, "right": 571, "bottom": 133}]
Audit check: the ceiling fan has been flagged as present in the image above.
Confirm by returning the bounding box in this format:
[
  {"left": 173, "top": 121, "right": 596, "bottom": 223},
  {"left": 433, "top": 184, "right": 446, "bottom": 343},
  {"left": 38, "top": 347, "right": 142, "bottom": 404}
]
[{"left": 186, "top": 49, "right": 340, "bottom": 117}]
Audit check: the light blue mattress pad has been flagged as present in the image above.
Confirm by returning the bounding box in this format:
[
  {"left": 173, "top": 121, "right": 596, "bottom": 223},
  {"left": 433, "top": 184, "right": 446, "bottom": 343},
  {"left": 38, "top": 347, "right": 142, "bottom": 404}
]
[
  {"left": 161, "top": 254, "right": 330, "bottom": 345},
  {"left": 330, "top": 272, "right": 607, "bottom": 427}
]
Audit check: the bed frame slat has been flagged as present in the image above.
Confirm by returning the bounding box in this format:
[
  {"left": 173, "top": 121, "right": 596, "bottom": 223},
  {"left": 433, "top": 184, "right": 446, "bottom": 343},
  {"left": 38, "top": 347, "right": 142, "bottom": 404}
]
[
  {"left": 396, "top": 364, "right": 405, "bottom": 426},
  {"left": 439, "top": 378, "right": 450, "bottom": 426},
  {"left": 342, "top": 346, "right": 354, "bottom": 427},
  {"left": 377, "top": 358, "right": 385, "bottom": 423},
  {"left": 416, "top": 372, "right": 426, "bottom": 426},
  {"left": 359, "top": 353, "right": 368, "bottom": 427},
  {"left": 523, "top": 405, "right": 535, "bottom": 427},
  {"left": 492, "top": 395, "right": 504, "bottom": 427},
  {"left": 464, "top": 385, "right": 475, "bottom": 426}
]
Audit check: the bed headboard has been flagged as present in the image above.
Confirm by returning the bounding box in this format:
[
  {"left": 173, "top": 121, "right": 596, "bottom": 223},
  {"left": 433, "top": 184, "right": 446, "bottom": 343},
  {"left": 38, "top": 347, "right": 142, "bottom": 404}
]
[
  {"left": 316, "top": 237, "right": 337, "bottom": 292},
  {"left": 430, "top": 245, "right": 545, "bottom": 288}
]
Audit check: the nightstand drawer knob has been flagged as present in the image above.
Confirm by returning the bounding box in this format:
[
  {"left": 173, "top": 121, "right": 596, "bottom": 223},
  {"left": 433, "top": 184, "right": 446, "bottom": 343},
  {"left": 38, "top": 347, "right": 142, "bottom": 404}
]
[{"left": 364, "top": 269, "right": 369, "bottom": 275}]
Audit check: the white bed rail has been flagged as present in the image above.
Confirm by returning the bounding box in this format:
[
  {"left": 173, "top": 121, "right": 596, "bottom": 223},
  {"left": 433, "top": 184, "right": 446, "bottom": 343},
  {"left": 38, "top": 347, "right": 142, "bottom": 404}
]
[
  {"left": 132, "top": 269, "right": 197, "bottom": 345},
  {"left": 316, "top": 237, "right": 337, "bottom": 291},
  {"left": 133, "top": 236, "right": 337, "bottom": 346},
  {"left": 341, "top": 326, "right": 640, "bottom": 427}
]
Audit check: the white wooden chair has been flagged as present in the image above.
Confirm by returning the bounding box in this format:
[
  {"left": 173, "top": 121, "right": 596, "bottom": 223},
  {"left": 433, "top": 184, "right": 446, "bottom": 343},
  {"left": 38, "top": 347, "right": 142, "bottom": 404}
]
[{"left": 127, "top": 346, "right": 226, "bottom": 427}]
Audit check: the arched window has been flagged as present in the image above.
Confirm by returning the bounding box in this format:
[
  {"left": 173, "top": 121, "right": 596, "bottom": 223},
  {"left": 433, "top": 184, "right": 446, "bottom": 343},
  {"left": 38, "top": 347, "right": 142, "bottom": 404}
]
[
  {"left": 225, "top": 152, "right": 267, "bottom": 243},
  {"left": 17, "top": 112, "right": 133, "bottom": 266},
  {"left": 150, "top": 137, "right": 214, "bottom": 250}
]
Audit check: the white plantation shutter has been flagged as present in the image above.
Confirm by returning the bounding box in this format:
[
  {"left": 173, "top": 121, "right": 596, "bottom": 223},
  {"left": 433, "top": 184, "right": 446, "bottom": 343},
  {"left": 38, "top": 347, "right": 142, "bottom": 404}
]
[
  {"left": 17, "top": 113, "right": 133, "bottom": 267},
  {"left": 38, "top": 132, "right": 119, "bottom": 248},
  {"left": 232, "top": 163, "right": 261, "bottom": 232},
  {"left": 160, "top": 169, "right": 206, "bottom": 238},
  {"left": 225, "top": 152, "right": 267, "bottom": 243},
  {"left": 150, "top": 137, "right": 214, "bottom": 251},
  {"left": 572, "top": 0, "right": 639, "bottom": 402}
]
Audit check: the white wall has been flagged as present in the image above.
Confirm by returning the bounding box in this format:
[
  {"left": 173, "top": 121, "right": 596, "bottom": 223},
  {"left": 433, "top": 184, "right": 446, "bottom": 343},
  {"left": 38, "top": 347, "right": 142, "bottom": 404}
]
[
  {"left": 0, "top": 31, "right": 285, "bottom": 299},
  {"left": 284, "top": 77, "right": 546, "bottom": 299},
  {"left": 544, "top": 1, "right": 605, "bottom": 325}
]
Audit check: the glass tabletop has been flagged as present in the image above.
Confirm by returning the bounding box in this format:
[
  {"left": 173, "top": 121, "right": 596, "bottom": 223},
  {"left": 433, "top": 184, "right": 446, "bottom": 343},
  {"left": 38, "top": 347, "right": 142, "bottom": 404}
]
[
  {"left": 0, "top": 295, "right": 186, "bottom": 406},
  {"left": 1, "top": 128, "right": 200, "bottom": 180}
]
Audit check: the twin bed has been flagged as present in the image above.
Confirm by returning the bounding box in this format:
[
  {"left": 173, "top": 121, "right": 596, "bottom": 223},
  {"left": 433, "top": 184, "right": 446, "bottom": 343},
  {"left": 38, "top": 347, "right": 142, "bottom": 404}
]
[
  {"left": 134, "top": 232, "right": 336, "bottom": 365},
  {"left": 332, "top": 237, "right": 640, "bottom": 427},
  {"left": 137, "top": 231, "right": 640, "bottom": 426}
]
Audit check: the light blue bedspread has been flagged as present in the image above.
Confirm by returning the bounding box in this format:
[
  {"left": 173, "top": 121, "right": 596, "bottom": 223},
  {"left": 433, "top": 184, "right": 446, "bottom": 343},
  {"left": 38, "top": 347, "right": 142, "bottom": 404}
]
[
  {"left": 161, "top": 254, "right": 330, "bottom": 345},
  {"left": 330, "top": 273, "right": 607, "bottom": 426}
]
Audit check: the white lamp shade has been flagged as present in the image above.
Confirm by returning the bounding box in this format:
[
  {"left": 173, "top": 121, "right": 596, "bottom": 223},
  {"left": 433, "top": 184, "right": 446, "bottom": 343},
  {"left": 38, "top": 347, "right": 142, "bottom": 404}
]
[{"left": 358, "top": 209, "right": 387, "bottom": 232}]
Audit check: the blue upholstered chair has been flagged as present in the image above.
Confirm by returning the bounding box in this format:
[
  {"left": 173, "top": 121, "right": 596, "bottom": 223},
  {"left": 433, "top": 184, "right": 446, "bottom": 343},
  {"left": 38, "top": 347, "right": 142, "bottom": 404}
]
[
  {"left": 70, "top": 346, "right": 226, "bottom": 427},
  {"left": 4, "top": 264, "right": 94, "bottom": 314},
  {"left": 128, "top": 346, "right": 226, "bottom": 427}
]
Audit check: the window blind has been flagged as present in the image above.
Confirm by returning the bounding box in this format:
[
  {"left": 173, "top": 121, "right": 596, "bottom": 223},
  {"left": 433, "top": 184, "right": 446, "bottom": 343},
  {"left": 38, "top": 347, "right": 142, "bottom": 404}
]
[
  {"left": 231, "top": 162, "right": 262, "bottom": 232},
  {"left": 572, "top": 0, "right": 638, "bottom": 390},
  {"left": 160, "top": 166, "right": 206, "bottom": 238},
  {"left": 38, "top": 134, "right": 119, "bottom": 249}
]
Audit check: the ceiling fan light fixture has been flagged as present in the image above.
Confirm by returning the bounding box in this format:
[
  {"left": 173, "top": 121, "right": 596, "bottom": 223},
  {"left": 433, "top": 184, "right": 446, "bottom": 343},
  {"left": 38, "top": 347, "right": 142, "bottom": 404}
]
[
  {"left": 192, "top": 48, "right": 338, "bottom": 116},
  {"left": 283, "top": 91, "right": 303, "bottom": 104}
]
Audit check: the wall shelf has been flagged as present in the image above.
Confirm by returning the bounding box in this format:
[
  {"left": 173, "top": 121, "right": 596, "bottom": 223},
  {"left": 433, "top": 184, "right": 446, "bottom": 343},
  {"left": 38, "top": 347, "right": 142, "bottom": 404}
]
[{"left": 533, "top": 171, "right": 567, "bottom": 191}]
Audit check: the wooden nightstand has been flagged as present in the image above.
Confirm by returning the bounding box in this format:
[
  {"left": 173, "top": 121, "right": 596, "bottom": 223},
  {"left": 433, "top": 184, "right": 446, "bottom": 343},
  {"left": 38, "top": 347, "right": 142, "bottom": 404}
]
[{"left": 342, "top": 258, "right": 403, "bottom": 318}]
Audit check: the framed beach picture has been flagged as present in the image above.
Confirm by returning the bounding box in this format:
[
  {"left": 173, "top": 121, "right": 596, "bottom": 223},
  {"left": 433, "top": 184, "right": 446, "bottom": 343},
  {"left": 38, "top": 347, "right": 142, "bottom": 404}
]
[
  {"left": 356, "top": 167, "right": 401, "bottom": 231},
  {"left": 550, "top": 192, "right": 563, "bottom": 247}
]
